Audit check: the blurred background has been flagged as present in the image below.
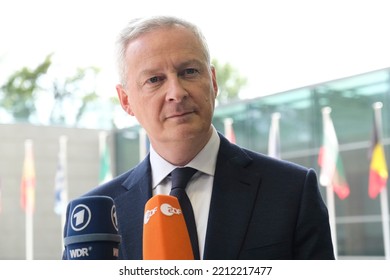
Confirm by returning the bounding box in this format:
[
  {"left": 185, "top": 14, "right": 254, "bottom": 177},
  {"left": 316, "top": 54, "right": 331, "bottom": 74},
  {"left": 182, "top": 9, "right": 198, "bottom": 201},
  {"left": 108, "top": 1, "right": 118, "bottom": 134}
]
[{"left": 1, "top": 0, "right": 389, "bottom": 259}]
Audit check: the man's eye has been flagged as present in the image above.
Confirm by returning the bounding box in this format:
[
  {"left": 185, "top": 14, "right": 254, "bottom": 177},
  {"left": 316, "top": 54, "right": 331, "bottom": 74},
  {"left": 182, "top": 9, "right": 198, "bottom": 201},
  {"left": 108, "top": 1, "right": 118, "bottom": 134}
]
[
  {"left": 147, "top": 76, "right": 161, "bottom": 84},
  {"left": 181, "top": 68, "right": 199, "bottom": 77},
  {"left": 185, "top": 68, "right": 198, "bottom": 75}
]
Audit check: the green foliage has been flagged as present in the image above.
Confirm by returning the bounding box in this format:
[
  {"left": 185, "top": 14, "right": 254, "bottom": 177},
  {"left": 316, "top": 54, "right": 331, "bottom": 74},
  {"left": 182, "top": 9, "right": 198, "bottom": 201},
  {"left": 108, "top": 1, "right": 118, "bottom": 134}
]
[
  {"left": 0, "top": 54, "right": 102, "bottom": 126},
  {"left": 0, "top": 54, "right": 247, "bottom": 127},
  {"left": 50, "top": 66, "right": 100, "bottom": 125},
  {"left": 1, "top": 54, "right": 52, "bottom": 119},
  {"left": 212, "top": 58, "right": 247, "bottom": 104}
]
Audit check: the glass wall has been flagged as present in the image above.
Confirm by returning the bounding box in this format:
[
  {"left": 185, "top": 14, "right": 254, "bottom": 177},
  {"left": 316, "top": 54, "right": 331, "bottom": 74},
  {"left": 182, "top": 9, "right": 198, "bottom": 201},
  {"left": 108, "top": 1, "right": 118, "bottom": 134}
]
[{"left": 115, "top": 68, "right": 390, "bottom": 259}]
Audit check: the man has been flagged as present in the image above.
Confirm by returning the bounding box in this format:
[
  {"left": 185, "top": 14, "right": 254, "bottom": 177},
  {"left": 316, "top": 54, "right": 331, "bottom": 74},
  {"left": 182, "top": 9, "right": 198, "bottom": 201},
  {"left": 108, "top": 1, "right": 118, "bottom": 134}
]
[{"left": 64, "top": 16, "right": 335, "bottom": 260}]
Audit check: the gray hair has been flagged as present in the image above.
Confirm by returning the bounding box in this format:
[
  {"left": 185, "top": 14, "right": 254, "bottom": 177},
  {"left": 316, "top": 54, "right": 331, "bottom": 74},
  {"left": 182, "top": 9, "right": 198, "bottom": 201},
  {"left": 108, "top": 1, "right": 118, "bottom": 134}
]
[{"left": 115, "top": 16, "right": 211, "bottom": 86}]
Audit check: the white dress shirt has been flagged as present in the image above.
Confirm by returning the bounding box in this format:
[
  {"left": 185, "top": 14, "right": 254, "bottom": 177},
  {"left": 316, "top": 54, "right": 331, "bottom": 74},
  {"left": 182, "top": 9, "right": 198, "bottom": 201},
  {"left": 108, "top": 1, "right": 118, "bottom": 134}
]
[{"left": 150, "top": 126, "right": 220, "bottom": 259}]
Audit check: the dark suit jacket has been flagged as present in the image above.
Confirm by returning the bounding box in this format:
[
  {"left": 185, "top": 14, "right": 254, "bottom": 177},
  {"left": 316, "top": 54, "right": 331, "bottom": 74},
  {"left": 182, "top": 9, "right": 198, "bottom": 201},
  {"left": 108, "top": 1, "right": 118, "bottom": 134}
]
[{"left": 64, "top": 132, "right": 335, "bottom": 260}]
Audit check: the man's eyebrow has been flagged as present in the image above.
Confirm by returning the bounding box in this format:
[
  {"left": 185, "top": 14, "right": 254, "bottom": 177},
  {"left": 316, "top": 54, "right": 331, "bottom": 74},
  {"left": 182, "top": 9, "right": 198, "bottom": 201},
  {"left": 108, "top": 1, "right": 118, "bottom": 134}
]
[
  {"left": 177, "top": 59, "right": 204, "bottom": 69},
  {"left": 138, "top": 59, "right": 205, "bottom": 77},
  {"left": 139, "top": 68, "right": 160, "bottom": 77}
]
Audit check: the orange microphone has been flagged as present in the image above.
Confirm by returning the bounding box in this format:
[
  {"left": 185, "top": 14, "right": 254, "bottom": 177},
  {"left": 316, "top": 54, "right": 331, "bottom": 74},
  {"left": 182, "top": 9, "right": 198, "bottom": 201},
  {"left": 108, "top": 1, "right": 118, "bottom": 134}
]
[{"left": 143, "top": 195, "right": 194, "bottom": 260}]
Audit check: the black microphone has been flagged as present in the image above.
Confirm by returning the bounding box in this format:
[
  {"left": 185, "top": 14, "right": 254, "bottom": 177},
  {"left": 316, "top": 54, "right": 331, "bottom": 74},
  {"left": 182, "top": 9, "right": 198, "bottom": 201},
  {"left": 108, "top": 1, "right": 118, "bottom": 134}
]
[{"left": 64, "top": 195, "right": 121, "bottom": 260}]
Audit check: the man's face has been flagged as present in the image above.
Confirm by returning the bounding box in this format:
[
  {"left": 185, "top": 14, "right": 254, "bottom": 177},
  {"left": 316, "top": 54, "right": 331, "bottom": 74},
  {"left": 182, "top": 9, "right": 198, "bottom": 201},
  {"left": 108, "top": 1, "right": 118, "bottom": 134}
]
[{"left": 116, "top": 25, "right": 218, "bottom": 147}]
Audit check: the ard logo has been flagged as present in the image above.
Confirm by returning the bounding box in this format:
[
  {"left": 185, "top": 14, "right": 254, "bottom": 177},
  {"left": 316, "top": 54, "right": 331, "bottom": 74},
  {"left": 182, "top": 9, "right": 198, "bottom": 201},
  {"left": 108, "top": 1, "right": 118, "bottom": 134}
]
[{"left": 71, "top": 204, "right": 92, "bottom": 231}]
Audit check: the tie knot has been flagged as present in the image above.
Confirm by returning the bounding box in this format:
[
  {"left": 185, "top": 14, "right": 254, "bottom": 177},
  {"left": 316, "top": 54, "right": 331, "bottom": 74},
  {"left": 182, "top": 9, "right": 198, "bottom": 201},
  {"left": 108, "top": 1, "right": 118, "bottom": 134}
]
[{"left": 171, "top": 167, "right": 197, "bottom": 191}]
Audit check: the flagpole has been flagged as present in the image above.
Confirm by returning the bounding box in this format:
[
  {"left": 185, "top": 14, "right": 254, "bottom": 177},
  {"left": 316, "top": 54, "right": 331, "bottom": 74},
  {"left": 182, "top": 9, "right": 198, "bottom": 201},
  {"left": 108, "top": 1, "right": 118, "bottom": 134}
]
[
  {"left": 380, "top": 187, "right": 390, "bottom": 259},
  {"left": 268, "top": 112, "right": 281, "bottom": 159},
  {"left": 99, "top": 131, "right": 107, "bottom": 161},
  {"left": 24, "top": 139, "right": 34, "bottom": 260},
  {"left": 59, "top": 135, "right": 68, "bottom": 251},
  {"left": 99, "top": 131, "right": 113, "bottom": 183},
  {"left": 26, "top": 209, "right": 33, "bottom": 260},
  {"left": 0, "top": 177, "right": 2, "bottom": 214},
  {"left": 223, "top": 118, "right": 236, "bottom": 143},
  {"left": 320, "top": 107, "right": 339, "bottom": 259},
  {"left": 326, "top": 182, "right": 338, "bottom": 259},
  {"left": 373, "top": 102, "right": 390, "bottom": 259},
  {"left": 139, "top": 127, "right": 147, "bottom": 161}
]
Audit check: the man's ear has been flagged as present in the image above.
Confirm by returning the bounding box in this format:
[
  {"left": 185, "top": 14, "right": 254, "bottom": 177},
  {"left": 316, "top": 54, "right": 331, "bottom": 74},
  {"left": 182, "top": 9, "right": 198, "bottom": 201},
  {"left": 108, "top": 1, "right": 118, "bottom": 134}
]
[
  {"left": 116, "top": 84, "right": 134, "bottom": 116},
  {"left": 210, "top": 66, "right": 219, "bottom": 99}
]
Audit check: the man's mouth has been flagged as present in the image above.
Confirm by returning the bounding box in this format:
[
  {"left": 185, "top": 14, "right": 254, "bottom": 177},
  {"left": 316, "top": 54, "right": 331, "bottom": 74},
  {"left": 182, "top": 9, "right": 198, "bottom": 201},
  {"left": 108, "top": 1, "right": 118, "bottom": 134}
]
[{"left": 167, "top": 111, "right": 194, "bottom": 119}]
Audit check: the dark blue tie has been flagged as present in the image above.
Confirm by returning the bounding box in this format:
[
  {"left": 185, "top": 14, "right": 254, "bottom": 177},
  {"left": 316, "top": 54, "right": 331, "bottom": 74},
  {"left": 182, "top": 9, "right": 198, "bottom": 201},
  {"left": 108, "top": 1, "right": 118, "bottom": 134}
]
[{"left": 169, "top": 167, "right": 200, "bottom": 260}]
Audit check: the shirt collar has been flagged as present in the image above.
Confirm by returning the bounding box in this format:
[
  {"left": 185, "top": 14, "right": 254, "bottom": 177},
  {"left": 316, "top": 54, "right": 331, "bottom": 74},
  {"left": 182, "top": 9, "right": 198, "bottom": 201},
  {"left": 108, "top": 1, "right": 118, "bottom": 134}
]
[{"left": 150, "top": 126, "right": 220, "bottom": 189}]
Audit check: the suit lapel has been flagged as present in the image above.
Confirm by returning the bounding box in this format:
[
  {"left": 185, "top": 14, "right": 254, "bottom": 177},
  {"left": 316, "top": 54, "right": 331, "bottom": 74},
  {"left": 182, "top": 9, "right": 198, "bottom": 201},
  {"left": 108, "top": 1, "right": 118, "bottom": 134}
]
[
  {"left": 204, "top": 134, "right": 262, "bottom": 259},
  {"left": 114, "top": 158, "right": 152, "bottom": 259}
]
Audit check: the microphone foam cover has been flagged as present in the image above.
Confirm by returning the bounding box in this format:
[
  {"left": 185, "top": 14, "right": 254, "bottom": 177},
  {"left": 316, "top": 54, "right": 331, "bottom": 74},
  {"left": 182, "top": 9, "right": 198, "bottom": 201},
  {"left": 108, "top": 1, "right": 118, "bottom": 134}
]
[
  {"left": 64, "top": 195, "right": 121, "bottom": 260},
  {"left": 143, "top": 195, "right": 194, "bottom": 260}
]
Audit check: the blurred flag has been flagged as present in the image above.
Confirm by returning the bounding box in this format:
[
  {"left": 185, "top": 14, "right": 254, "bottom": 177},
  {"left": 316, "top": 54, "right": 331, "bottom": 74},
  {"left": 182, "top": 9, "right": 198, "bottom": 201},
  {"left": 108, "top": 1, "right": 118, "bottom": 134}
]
[
  {"left": 54, "top": 136, "right": 68, "bottom": 215},
  {"left": 268, "top": 112, "right": 281, "bottom": 159},
  {"left": 99, "top": 132, "right": 113, "bottom": 184},
  {"left": 139, "top": 127, "right": 150, "bottom": 161},
  {"left": 318, "top": 107, "right": 350, "bottom": 200},
  {"left": 368, "top": 103, "right": 388, "bottom": 199},
  {"left": 224, "top": 118, "right": 236, "bottom": 144},
  {"left": 20, "top": 139, "right": 36, "bottom": 214}
]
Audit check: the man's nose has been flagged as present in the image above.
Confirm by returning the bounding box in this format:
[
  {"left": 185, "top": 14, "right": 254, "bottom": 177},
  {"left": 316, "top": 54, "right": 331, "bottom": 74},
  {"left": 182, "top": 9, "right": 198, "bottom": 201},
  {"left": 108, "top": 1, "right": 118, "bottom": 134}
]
[{"left": 165, "top": 76, "right": 188, "bottom": 102}]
